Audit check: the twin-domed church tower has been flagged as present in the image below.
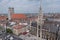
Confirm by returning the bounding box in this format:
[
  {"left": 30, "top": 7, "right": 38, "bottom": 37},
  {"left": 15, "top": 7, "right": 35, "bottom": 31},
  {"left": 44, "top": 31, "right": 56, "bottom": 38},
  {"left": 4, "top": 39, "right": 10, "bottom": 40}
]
[
  {"left": 8, "top": 7, "right": 14, "bottom": 20},
  {"left": 8, "top": 0, "right": 43, "bottom": 39}
]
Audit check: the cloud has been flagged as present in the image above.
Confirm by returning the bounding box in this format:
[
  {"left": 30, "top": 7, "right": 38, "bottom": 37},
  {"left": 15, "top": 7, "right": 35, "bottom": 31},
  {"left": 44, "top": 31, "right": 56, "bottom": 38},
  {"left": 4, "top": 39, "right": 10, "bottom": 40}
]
[
  {"left": 0, "top": 0, "right": 40, "bottom": 13},
  {"left": 42, "top": 0, "right": 60, "bottom": 13},
  {"left": 0, "top": 0, "right": 60, "bottom": 13},
  {"left": 46, "top": 0, "right": 60, "bottom": 3}
]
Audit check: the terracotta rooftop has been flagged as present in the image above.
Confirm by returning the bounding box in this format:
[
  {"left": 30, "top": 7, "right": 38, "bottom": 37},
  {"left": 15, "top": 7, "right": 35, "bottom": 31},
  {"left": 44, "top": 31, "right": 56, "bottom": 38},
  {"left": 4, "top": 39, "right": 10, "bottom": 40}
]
[
  {"left": 0, "top": 16, "right": 7, "bottom": 20},
  {"left": 11, "top": 14, "right": 27, "bottom": 19}
]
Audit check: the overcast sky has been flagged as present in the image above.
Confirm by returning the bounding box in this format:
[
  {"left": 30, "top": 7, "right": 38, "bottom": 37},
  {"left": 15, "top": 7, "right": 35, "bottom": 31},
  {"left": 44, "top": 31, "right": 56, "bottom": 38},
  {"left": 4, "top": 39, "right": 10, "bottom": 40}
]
[{"left": 0, "top": 0, "right": 60, "bottom": 13}]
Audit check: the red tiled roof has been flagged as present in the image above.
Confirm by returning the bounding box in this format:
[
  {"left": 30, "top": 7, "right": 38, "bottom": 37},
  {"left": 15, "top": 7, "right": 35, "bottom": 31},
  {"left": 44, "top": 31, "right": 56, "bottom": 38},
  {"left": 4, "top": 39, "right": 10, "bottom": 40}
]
[
  {"left": 11, "top": 14, "right": 27, "bottom": 19},
  {"left": 0, "top": 16, "right": 7, "bottom": 20}
]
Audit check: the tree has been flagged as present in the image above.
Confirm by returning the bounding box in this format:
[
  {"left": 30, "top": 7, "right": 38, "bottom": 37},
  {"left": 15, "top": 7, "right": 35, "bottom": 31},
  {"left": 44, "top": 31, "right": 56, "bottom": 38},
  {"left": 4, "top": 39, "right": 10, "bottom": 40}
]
[{"left": 6, "top": 28, "right": 13, "bottom": 34}]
